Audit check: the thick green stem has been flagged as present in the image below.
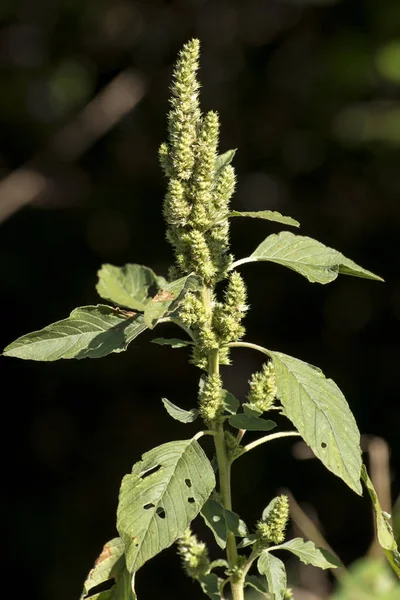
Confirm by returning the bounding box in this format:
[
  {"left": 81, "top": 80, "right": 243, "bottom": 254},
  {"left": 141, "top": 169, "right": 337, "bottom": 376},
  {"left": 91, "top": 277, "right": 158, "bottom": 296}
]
[{"left": 203, "top": 286, "right": 244, "bottom": 600}]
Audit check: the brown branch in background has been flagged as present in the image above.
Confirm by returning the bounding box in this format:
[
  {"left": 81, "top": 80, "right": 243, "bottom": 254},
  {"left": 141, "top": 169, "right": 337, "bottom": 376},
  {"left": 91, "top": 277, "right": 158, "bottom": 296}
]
[{"left": 0, "top": 70, "right": 146, "bottom": 224}]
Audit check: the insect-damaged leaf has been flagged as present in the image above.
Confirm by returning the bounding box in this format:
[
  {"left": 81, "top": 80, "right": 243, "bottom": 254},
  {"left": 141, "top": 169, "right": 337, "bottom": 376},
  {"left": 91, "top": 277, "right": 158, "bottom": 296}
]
[
  {"left": 361, "top": 464, "right": 400, "bottom": 577},
  {"left": 201, "top": 498, "right": 248, "bottom": 549},
  {"left": 96, "top": 264, "right": 167, "bottom": 311},
  {"left": 274, "top": 538, "right": 342, "bottom": 570},
  {"left": 144, "top": 274, "right": 200, "bottom": 329},
  {"left": 161, "top": 398, "right": 198, "bottom": 423},
  {"left": 229, "top": 210, "right": 299, "bottom": 228},
  {"left": 3, "top": 305, "right": 147, "bottom": 361},
  {"left": 267, "top": 349, "right": 362, "bottom": 495},
  {"left": 117, "top": 439, "right": 215, "bottom": 574},
  {"left": 80, "top": 537, "right": 134, "bottom": 600},
  {"left": 235, "top": 231, "right": 383, "bottom": 284}
]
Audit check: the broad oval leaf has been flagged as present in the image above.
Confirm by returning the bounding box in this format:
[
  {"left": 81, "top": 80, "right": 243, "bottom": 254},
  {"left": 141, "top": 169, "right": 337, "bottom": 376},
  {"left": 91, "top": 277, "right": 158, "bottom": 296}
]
[
  {"left": 361, "top": 465, "right": 400, "bottom": 577},
  {"left": 201, "top": 498, "right": 248, "bottom": 549},
  {"left": 96, "top": 264, "right": 167, "bottom": 311},
  {"left": 3, "top": 305, "right": 147, "bottom": 361},
  {"left": 275, "top": 538, "right": 342, "bottom": 569},
  {"left": 144, "top": 274, "right": 200, "bottom": 329},
  {"left": 229, "top": 210, "right": 299, "bottom": 228},
  {"left": 161, "top": 398, "right": 198, "bottom": 423},
  {"left": 80, "top": 538, "right": 134, "bottom": 600},
  {"left": 268, "top": 350, "right": 362, "bottom": 494},
  {"left": 117, "top": 439, "right": 215, "bottom": 574},
  {"left": 229, "top": 414, "right": 277, "bottom": 432},
  {"left": 257, "top": 551, "right": 287, "bottom": 600},
  {"left": 234, "top": 231, "right": 383, "bottom": 284}
]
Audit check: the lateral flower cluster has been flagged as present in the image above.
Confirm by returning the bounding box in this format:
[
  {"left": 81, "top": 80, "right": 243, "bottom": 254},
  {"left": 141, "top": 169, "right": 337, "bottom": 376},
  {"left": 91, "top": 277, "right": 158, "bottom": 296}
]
[
  {"left": 177, "top": 528, "right": 210, "bottom": 580},
  {"left": 160, "top": 39, "right": 248, "bottom": 372},
  {"left": 247, "top": 361, "right": 277, "bottom": 412},
  {"left": 255, "top": 495, "right": 289, "bottom": 547}
]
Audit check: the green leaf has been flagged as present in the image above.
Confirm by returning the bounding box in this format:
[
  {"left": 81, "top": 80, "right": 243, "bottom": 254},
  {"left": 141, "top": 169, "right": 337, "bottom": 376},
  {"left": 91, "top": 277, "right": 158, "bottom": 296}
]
[
  {"left": 80, "top": 538, "right": 134, "bottom": 600},
  {"left": 117, "top": 438, "right": 215, "bottom": 574},
  {"left": 222, "top": 390, "right": 240, "bottom": 414},
  {"left": 274, "top": 538, "right": 342, "bottom": 569},
  {"left": 243, "top": 403, "right": 263, "bottom": 417},
  {"left": 257, "top": 551, "right": 287, "bottom": 600},
  {"left": 361, "top": 465, "right": 400, "bottom": 577},
  {"left": 228, "top": 414, "right": 277, "bottom": 432},
  {"left": 237, "top": 231, "right": 383, "bottom": 284},
  {"left": 267, "top": 349, "right": 362, "bottom": 495},
  {"left": 244, "top": 575, "right": 270, "bottom": 596},
  {"left": 96, "top": 264, "right": 167, "bottom": 311},
  {"left": 332, "top": 558, "right": 400, "bottom": 600},
  {"left": 201, "top": 499, "right": 248, "bottom": 549},
  {"left": 198, "top": 573, "right": 221, "bottom": 600},
  {"left": 152, "top": 338, "right": 193, "bottom": 348},
  {"left": 161, "top": 398, "right": 198, "bottom": 423},
  {"left": 3, "top": 305, "right": 147, "bottom": 361},
  {"left": 215, "top": 149, "right": 236, "bottom": 174},
  {"left": 144, "top": 274, "right": 200, "bottom": 329},
  {"left": 237, "top": 534, "right": 258, "bottom": 549},
  {"left": 229, "top": 210, "right": 300, "bottom": 228}
]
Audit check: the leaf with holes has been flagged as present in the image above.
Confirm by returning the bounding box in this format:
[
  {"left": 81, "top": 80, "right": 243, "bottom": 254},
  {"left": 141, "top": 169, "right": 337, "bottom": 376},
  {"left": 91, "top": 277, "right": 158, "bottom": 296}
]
[
  {"left": 274, "top": 538, "right": 342, "bottom": 569},
  {"left": 234, "top": 231, "right": 383, "bottom": 284},
  {"left": 144, "top": 275, "right": 200, "bottom": 329},
  {"left": 201, "top": 499, "right": 248, "bottom": 549},
  {"left": 229, "top": 210, "right": 299, "bottom": 228},
  {"left": 152, "top": 338, "right": 193, "bottom": 348},
  {"left": 257, "top": 551, "right": 287, "bottom": 600},
  {"left": 266, "top": 349, "right": 362, "bottom": 494},
  {"left": 228, "top": 414, "right": 277, "bottom": 432},
  {"left": 161, "top": 398, "right": 198, "bottom": 423},
  {"left": 117, "top": 438, "right": 215, "bottom": 574},
  {"left": 96, "top": 264, "right": 167, "bottom": 311},
  {"left": 80, "top": 538, "right": 134, "bottom": 600},
  {"left": 3, "top": 305, "right": 147, "bottom": 361},
  {"left": 361, "top": 465, "right": 400, "bottom": 577}
]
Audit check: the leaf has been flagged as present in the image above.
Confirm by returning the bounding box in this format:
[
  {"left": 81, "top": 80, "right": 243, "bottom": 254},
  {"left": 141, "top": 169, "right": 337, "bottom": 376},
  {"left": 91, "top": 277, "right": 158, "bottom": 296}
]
[
  {"left": 237, "top": 534, "right": 258, "bottom": 549},
  {"left": 201, "top": 499, "right": 248, "bottom": 549},
  {"left": 257, "top": 551, "right": 287, "bottom": 600},
  {"left": 161, "top": 398, "right": 198, "bottom": 423},
  {"left": 222, "top": 390, "right": 240, "bottom": 414},
  {"left": 361, "top": 465, "right": 400, "bottom": 577},
  {"left": 80, "top": 538, "right": 134, "bottom": 600},
  {"left": 96, "top": 264, "right": 167, "bottom": 311},
  {"left": 275, "top": 538, "right": 342, "bottom": 569},
  {"left": 244, "top": 575, "right": 270, "bottom": 596},
  {"left": 143, "top": 274, "right": 200, "bottom": 329},
  {"left": 267, "top": 349, "right": 362, "bottom": 495},
  {"left": 228, "top": 414, "right": 277, "bottom": 432},
  {"left": 117, "top": 438, "right": 215, "bottom": 574},
  {"left": 215, "top": 149, "right": 236, "bottom": 174},
  {"left": 238, "top": 231, "right": 383, "bottom": 284},
  {"left": 152, "top": 338, "right": 193, "bottom": 348},
  {"left": 3, "top": 305, "right": 147, "bottom": 361},
  {"left": 243, "top": 403, "right": 263, "bottom": 417},
  {"left": 198, "top": 573, "right": 221, "bottom": 600},
  {"left": 332, "top": 557, "right": 400, "bottom": 600},
  {"left": 229, "top": 210, "right": 299, "bottom": 228}
]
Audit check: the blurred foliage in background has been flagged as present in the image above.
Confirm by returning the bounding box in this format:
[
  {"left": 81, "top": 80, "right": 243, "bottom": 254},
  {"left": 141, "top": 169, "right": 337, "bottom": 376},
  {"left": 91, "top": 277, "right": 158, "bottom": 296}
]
[{"left": 1, "top": 0, "right": 399, "bottom": 598}]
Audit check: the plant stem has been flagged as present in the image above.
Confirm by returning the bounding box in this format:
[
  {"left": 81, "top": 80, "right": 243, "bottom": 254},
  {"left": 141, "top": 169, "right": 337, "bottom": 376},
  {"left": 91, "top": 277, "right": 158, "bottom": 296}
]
[
  {"left": 203, "top": 285, "right": 244, "bottom": 600},
  {"left": 236, "top": 431, "right": 300, "bottom": 460}
]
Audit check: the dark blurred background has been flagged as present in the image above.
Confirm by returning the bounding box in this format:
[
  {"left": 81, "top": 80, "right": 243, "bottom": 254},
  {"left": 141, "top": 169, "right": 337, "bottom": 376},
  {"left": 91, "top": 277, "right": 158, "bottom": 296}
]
[{"left": 1, "top": 0, "right": 399, "bottom": 598}]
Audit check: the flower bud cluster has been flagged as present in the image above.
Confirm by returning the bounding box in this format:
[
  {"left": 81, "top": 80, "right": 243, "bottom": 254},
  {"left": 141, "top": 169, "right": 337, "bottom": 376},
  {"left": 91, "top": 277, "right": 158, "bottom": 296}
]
[
  {"left": 198, "top": 373, "right": 225, "bottom": 425},
  {"left": 160, "top": 39, "right": 235, "bottom": 286},
  {"left": 225, "top": 430, "right": 243, "bottom": 462},
  {"left": 247, "top": 361, "right": 277, "bottom": 412},
  {"left": 255, "top": 495, "right": 289, "bottom": 547},
  {"left": 177, "top": 528, "right": 210, "bottom": 580},
  {"left": 213, "top": 271, "right": 248, "bottom": 345}
]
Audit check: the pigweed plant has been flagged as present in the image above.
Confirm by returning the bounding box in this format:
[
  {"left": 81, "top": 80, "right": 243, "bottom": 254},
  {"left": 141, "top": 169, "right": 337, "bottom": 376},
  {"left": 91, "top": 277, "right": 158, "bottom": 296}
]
[{"left": 4, "top": 40, "right": 400, "bottom": 599}]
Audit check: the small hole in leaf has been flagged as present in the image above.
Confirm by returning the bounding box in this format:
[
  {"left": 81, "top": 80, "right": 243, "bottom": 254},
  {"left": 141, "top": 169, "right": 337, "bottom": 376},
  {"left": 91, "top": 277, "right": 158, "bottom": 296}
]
[
  {"left": 141, "top": 465, "right": 161, "bottom": 479},
  {"left": 148, "top": 284, "right": 159, "bottom": 298},
  {"left": 84, "top": 578, "right": 115, "bottom": 598},
  {"left": 321, "top": 442, "right": 327, "bottom": 449},
  {"left": 185, "top": 478, "right": 192, "bottom": 488},
  {"left": 187, "top": 497, "right": 195, "bottom": 504},
  {"left": 156, "top": 507, "right": 166, "bottom": 519},
  {"left": 143, "top": 503, "right": 155, "bottom": 510}
]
